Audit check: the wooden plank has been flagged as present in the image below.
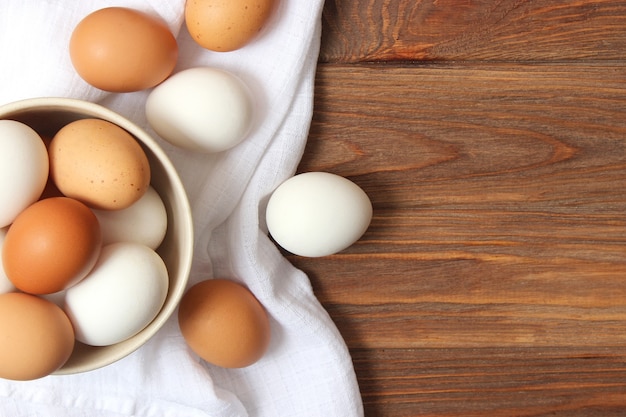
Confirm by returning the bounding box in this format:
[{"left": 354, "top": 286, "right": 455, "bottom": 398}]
[
  {"left": 291, "top": 63, "right": 626, "bottom": 350},
  {"left": 320, "top": 0, "right": 626, "bottom": 62},
  {"left": 309, "top": 3, "right": 626, "bottom": 412},
  {"left": 351, "top": 347, "right": 626, "bottom": 416}
]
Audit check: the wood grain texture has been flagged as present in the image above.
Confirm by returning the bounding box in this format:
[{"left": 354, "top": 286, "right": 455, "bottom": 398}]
[
  {"left": 294, "top": 63, "right": 626, "bottom": 350},
  {"left": 297, "top": 0, "right": 626, "bottom": 415},
  {"left": 320, "top": 0, "right": 626, "bottom": 62},
  {"left": 351, "top": 347, "right": 626, "bottom": 416}
]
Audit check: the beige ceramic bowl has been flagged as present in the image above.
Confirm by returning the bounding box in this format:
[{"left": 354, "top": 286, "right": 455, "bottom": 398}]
[{"left": 0, "top": 97, "right": 193, "bottom": 374}]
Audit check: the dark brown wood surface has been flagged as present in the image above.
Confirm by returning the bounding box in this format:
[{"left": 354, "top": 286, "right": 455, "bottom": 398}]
[{"left": 289, "top": 1, "right": 626, "bottom": 415}]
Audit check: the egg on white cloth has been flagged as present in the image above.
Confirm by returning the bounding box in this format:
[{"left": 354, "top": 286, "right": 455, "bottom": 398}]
[
  {"left": 266, "top": 172, "right": 373, "bottom": 257},
  {"left": 145, "top": 67, "right": 254, "bottom": 153},
  {"left": 0, "top": 120, "right": 48, "bottom": 228},
  {"left": 63, "top": 242, "right": 169, "bottom": 346}
]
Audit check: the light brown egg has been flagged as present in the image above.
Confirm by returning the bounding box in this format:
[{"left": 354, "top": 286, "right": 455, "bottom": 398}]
[
  {"left": 70, "top": 7, "right": 178, "bottom": 92},
  {"left": 0, "top": 292, "right": 75, "bottom": 380},
  {"left": 185, "top": 0, "right": 276, "bottom": 52},
  {"left": 2, "top": 197, "right": 101, "bottom": 295},
  {"left": 178, "top": 279, "right": 270, "bottom": 368},
  {"left": 49, "top": 118, "right": 151, "bottom": 210}
]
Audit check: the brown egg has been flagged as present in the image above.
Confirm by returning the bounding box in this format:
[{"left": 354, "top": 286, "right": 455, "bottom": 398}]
[
  {"left": 185, "top": 0, "right": 276, "bottom": 52},
  {"left": 0, "top": 292, "right": 75, "bottom": 380},
  {"left": 49, "top": 118, "right": 151, "bottom": 210},
  {"left": 178, "top": 279, "right": 270, "bottom": 368},
  {"left": 2, "top": 197, "right": 101, "bottom": 295},
  {"left": 70, "top": 7, "right": 178, "bottom": 92}
]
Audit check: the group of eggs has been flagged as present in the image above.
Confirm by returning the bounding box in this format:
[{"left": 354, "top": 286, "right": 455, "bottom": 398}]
[
  {"left": 69, "top": 1, "right": 374, "bottom": 260},
  {"left": 0, "top": 0, "right": 373, "bottom": 380},
  {"left": 0, "top": 117, "right": 169, "bottom": 381},
  {"left": 67, "top": 1, "right": 278, "bottom": 374},
  {"left": 70, "top": 4, "right": 265, "bottom": 154}
]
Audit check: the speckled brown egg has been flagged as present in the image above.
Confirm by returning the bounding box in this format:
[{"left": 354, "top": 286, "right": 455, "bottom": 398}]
[
  {"left": 70, "top": 7, "right": 178, "bottom": 92},
  {"left": 178, "top": 279, "right": 270, "bottom": 368},
  {"left": 49, "top": 118, "right": 150, "bottom": 210},
  {"left": 185, "top": 0, "right": 276, "bottom": 52},
  {"left": 0, "top": 292, "right": 75, "bottom": 380}
]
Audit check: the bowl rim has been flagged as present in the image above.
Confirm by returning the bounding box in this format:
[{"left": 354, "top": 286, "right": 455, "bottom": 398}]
[{"left": 0, "top": 97, "right": 194, "bottom": 375}]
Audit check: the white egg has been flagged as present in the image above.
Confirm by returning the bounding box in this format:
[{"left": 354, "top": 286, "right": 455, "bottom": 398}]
[
  {"left": 64, "top": 242, "right": 169, "bottom": 346},
  {"left": 0, "top": 120, "right": 49, "bottom": 227},
  {"left": 145, "top": 67, "right": 254, "bottom": 153},
  {"left": 266, "top": 172, "right": 373, "bottom": 257},
  {"left": 0, "top": 227, "right": 16, "bottom": 294},
  {"left": 92, "top": 186, "right": 168, "bottom": 250}
]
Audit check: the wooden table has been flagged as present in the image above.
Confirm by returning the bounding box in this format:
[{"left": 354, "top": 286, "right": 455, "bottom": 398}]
[{"left": 290, "top": 1, "right": 626, "bottom": 416}]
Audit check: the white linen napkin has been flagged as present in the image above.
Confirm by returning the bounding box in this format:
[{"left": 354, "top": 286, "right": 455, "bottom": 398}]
[{"left": 0, "top": 1, "right": 365, "bottom": 416}]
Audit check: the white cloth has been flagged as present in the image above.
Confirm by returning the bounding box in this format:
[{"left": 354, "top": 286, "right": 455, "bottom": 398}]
[{"left": 0, "top": 1, "right": 364, "bottom": 416}]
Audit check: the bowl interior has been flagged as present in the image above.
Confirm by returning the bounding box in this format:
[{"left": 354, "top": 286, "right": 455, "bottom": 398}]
[{"left": 0, "top": 97, "right": 193, "bottom": 374}]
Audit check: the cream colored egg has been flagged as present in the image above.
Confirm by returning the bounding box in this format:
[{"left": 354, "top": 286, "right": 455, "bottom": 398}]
[
  {"left": 64, "top": 242, "right": 169, "bottom": 346},
  {"left": 266, "top": 172, "right": 373, "bottom": 257},
  {"left": 0, "top": 120, "right": 49, "bottom": 227},
  {"left": 146, "top": 67, "right": 254, "bottom": 153},
  {"left": 92, "top": 186, "right": 167, "bottom": 250}
]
